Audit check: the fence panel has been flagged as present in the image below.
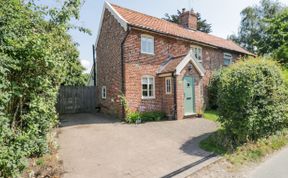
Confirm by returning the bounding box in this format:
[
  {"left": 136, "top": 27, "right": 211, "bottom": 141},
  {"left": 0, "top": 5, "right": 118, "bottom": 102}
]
[{"left": 56, "top": 86, "right": 96, "bottom": 114}]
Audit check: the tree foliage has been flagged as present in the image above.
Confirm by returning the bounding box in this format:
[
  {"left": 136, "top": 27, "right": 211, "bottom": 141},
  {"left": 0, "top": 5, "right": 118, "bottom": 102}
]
[
  {"left": 259, "top": 8, "right": 288, "bottom": 66},
  {"left": 163, "top": 10, "right": 212, "bottom": 33},
  {"left": 0, "top": 0, "right": 87, "bottom": 176},
  {"left": 228, "top": 0, "right": 285, "bottom": 54},
  {"left": 215, "top": 58, "right": 288, "bottom": 147}
]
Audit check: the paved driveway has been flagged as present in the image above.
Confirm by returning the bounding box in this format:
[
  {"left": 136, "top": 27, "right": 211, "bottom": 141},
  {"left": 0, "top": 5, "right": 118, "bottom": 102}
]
[{"left": 58, "top": 113, "right": 218, "bottom": 178}]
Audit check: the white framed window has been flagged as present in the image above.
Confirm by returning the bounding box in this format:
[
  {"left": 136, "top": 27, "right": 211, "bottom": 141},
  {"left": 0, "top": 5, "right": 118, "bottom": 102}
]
[
  {"left": 224, "top": 53, "right": 233, "bottom": 66},
  {"left": 165, "top": 77, "right": 172, "bottom": 94},
  {"left": 141, "top": 75, "right": 155, "bottom": 99},
  {"left": 101, "top": 86, "right": 106, "bottom": 99},
  {"left": 191, "top": 45, "right": 202, "bottom": 62},
  {"left": 141, "top": 34, "right": 154, "bottom": 55}
]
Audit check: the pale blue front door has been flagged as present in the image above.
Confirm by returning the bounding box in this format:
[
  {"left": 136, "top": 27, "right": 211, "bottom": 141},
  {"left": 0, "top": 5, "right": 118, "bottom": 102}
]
[{"left": 184, "top": 76, "right": 195, "bottom": 115}]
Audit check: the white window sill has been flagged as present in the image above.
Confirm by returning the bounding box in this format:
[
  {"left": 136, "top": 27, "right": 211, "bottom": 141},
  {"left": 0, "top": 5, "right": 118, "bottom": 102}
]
[
  {"left": 141, "top": 51, "right": 155, "bottom": 55},
  {"left": 141, "top": 96, "right": 155, "bottom": 100}
]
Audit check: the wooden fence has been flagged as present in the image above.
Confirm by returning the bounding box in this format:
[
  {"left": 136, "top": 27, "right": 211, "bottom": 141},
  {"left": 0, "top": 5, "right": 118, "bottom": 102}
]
[{"left": 56, "top": 86, "right": 97, "bottom": 114}]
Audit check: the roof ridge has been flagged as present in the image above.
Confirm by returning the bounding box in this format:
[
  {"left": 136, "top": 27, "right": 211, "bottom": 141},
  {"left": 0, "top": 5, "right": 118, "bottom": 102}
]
[{"left": 110, "top": 3, "right": 196, "bottom": 32}]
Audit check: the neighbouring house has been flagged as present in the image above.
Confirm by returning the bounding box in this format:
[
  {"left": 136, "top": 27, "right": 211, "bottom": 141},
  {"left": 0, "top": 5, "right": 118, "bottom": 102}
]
[{"left": 95, "top": 2, "right": 253, "bottom": 120}]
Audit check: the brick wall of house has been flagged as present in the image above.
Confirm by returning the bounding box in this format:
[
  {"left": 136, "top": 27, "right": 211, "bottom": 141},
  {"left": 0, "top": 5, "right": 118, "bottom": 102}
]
[
  {"left": 97, "top": 11, "right": 243, "bottom": 119},
  {"left": 123, "top": 29, "right": 242, "bottom": 119},
  {"left": 96, "top": 9, "right": 127, "bottom": 118},
  {"left": 123, "top": 30, "right": 189, "bottom": 115}
]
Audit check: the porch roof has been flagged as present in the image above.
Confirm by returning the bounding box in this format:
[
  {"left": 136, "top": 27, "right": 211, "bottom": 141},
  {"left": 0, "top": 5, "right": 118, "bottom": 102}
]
[{"left": 157, "top": 50, "right": 205, "bottom": 77}]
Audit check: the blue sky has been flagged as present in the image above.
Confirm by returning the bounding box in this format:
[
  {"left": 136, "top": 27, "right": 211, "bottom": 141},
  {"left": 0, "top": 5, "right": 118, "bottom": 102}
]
[{"left": 62, "top": 0, "right": 288, "bottom": 73}]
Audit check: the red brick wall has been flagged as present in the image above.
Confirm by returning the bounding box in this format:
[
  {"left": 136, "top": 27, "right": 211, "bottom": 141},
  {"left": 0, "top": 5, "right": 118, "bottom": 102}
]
[
  {"left": 123, "top": 30, "right": 189, "bottom": 116},
  {"left": 96, "top": 9, "right": 126, "bottom": 118},
  {"left": 97, "top": 11, "right": 243, "bottom": 119},
  {"left": 123, "top": 29, "right": 242, "bottom": 119}
]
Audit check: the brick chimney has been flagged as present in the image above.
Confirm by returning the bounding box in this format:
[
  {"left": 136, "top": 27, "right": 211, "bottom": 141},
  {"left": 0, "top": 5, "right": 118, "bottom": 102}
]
[{"left": 179, "top": 8, "right": 198, "bottom": 30}]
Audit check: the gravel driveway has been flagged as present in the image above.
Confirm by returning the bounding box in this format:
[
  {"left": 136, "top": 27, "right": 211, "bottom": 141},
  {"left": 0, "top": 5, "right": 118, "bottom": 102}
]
[{"left": 58, "top": 113, "right": 217, "bottom": 178}]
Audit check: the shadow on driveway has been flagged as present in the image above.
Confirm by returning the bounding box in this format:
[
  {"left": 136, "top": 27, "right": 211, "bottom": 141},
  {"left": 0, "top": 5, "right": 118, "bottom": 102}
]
[{"left": 59, "top": 112, "right": 119, "bottom": 127}]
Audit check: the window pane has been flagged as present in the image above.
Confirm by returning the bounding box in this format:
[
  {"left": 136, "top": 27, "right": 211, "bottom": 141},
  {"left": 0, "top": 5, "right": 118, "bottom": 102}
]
[
  {"left": 141, "top": 36, "right": 154, "bottom": 53},
  {"left": 149, "top": 77, "right": 154, "bottom": 83},
  {"left": 224, "top": 58, "right": 231, "bottom": 65},
  {"left": 148, "top": 90, "right": 152, "bottom": 96},
  {"left": 142, "top": 78, "right": 148, "bottom": 84},
  {"left": 148, "top": 84, "right": 153, "bottom": 90},
  {"left": 142, "top": 84, "right": 147, "bottom": 90},
  {"left": 143, "top": 90, "right": 148, "bottom": 96}
]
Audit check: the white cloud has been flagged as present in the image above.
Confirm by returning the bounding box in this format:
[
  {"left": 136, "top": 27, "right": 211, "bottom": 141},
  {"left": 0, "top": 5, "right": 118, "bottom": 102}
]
[{"left": 80, "top": 59, "right": 93, "bottom": 74}]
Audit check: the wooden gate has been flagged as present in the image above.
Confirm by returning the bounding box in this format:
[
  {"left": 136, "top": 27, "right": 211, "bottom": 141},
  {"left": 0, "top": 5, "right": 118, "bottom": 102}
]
[{"left": 56, "top": 86, "right": 97, "bottom": 114}]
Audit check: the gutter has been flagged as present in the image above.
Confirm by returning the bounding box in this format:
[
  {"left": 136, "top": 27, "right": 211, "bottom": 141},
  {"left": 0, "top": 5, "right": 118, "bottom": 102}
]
[{"left": 121, "top": 25, "right": 131, "bottom": 119}]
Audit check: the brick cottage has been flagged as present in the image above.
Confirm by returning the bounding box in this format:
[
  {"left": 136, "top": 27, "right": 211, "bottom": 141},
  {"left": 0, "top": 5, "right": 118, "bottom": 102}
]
[{"left": 94, "top": 2, "right": 252, "bottom": 120}]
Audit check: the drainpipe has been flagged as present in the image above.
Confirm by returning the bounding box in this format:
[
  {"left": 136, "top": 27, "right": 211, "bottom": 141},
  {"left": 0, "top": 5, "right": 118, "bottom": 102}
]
[
  {"left": 173, "top": 72, "right": 177, "bottom": 120},
  {"left": 92, "top": 45, "right": 96, "bottom": 86},
  {"left": 121, "top": 26, "right": 131, "bottom": 119}
]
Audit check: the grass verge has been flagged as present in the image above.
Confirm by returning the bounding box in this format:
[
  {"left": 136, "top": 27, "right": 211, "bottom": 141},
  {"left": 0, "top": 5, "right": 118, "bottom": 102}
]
[
  {"left": 200, "top": 128, "right": 288, "bottom": 167},
  {"left": 203, "top": 110, "right": 219, "bottom": 122}
]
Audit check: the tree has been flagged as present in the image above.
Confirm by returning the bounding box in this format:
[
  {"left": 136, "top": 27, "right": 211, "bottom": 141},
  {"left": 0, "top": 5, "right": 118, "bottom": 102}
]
[
  {"left": 228, "top": 0, "right": 284, "bottom": 54},
  {"left": 259, "top": 8, "right": 288, "bottom": 66},
  {"left": 163, "top": 10, "right": 212, "bottom": 33}
]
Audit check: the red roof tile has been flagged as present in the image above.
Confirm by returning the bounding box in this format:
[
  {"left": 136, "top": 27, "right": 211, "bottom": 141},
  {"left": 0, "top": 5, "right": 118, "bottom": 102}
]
[
  {"left": 111, "top": 4, "right": 253, "bottom": 55},
  {"left": 158, "top": 55, "right": 186, "bottom": 74}
]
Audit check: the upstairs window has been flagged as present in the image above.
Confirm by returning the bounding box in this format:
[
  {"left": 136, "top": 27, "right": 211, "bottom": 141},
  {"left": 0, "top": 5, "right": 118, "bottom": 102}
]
[
  {"left": 165, "top": 77, "right": 172, "bottom": 94},
  {"left": 224, "top": 53, "right": 233, "bottom": 66},
  {"left": 191, "top": 46, "right": 202, "bottom": 62},
  {"left": 141, "top": 35, "right": 154, "bottom": 54},
  {"left": 102, "top": 86, "right": 106, "bottom": 99},
  {"left": 142, "top": 75, "right": 155, "bottom": 99}
]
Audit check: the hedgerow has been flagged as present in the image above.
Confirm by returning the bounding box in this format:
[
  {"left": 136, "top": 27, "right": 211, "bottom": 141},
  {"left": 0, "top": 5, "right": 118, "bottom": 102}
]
[
  {"left": 216, "top": 57, "right": 288, "bottom": 147},
  {"left": 0, "top": 0, "right": 88, "bottom": 177}
]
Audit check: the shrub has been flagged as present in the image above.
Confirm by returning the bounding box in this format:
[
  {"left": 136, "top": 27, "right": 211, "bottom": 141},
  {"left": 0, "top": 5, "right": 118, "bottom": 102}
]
[
  {"left": 126, "top": 112, "right": 141, "bottom": 123},
  {"left": 208, "top": 71, "right": 222, "bottom": 109},
  {"left": 141, "top": 111, "right": 166, "bottom": 122},
  {"left": 217, "top": 57, "right": 288, "bottom": 146},
  {"left": 0, "top": 1, "right": 87, "bottom": 176},
  {"left": 125, "top": 111, "right": 166, "bottom": 123}
]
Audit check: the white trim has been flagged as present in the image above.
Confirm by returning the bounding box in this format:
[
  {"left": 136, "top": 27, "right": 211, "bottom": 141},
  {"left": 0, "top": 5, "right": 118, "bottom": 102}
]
[
  {"left": 141, "top": 34, "right": 155, "bottom": 55},
  {"left": 141, "top": 75, "right": 155, "bottom": 99},
  {"left": 101, "top": 86, "right": 106, "bottom": 99},
  {"left": 95, "top": 1, "right": 128, "bottom": 48},
  {"left": 165, "top": 77, "right": 172, "bottom": 94},
  {"left": 175, "top": 50, "right": 205, "bottom": 76}
]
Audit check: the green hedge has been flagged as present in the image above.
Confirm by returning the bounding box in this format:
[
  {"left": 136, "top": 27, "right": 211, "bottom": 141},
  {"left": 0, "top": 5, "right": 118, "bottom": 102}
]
[
  {"left": 0, "top": 1, "right": 86, "bottom": 177},
  {"left": 216, "top": 57, "right": 288, "bottom": 146}
]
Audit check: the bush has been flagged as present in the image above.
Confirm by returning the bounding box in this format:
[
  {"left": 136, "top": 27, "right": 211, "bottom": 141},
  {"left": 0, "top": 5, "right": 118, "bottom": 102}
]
[
  {"left": 208, "top": 71, "right": 222, "bottom": 109},
  {"left": 217, "top": 57, "right": 288, "bottom": 146},
  {"left": 126, "top": 112, "right": 141, "bottom": 123},
  {"left": 125, "top": 111, "right": 166, "bottom": 123},
  {"left": 0, "top": 1, "right": 87, "bottom": 176}
]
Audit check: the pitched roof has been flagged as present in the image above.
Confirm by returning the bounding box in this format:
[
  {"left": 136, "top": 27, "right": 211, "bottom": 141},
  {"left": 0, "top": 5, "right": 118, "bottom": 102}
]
[
  {"left": 157, "top": 50, "right": 205, "bottom": 76},
  {"left": 157, "top": 55, "right": 185, "bottom": 74},
  {"left": 109, "top": 3, "right": 253, "bottom": 55}
]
